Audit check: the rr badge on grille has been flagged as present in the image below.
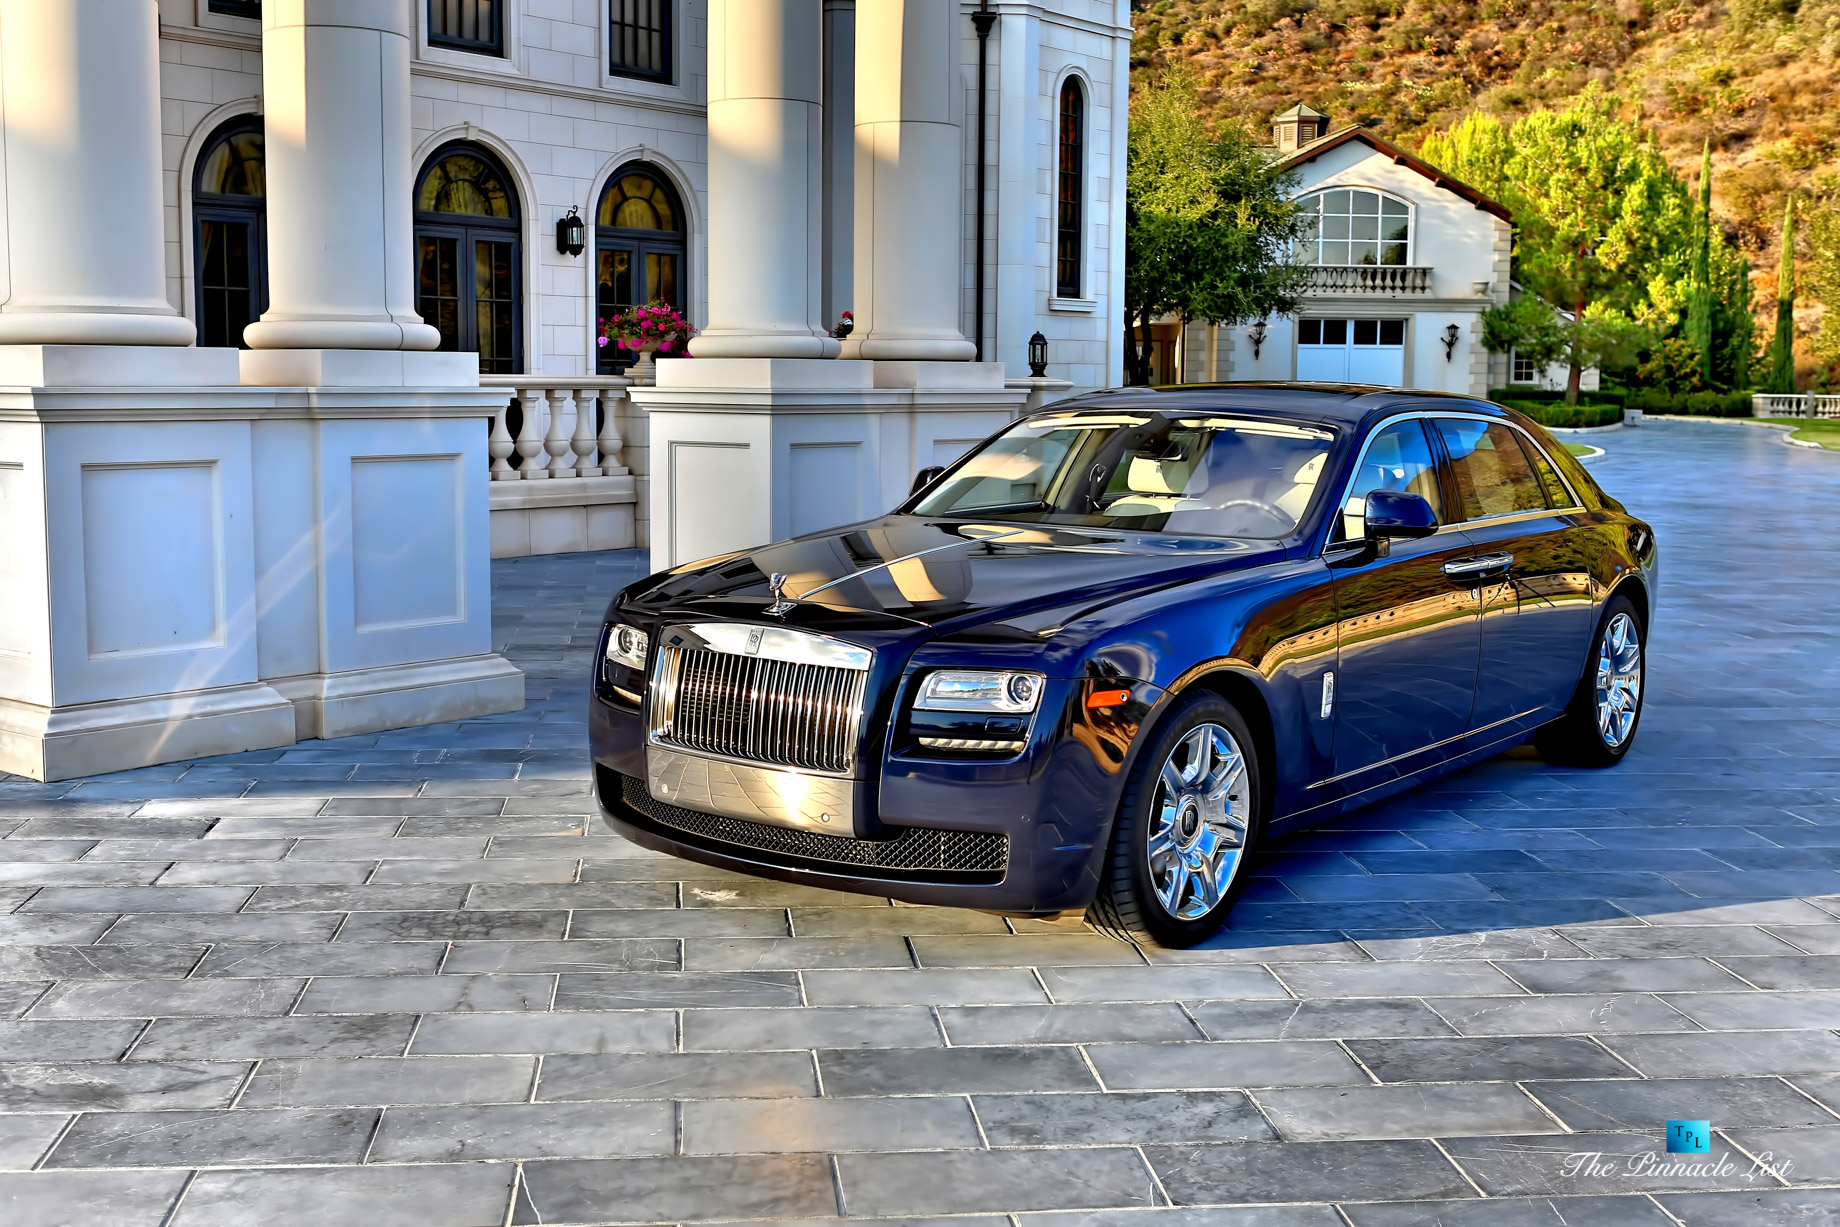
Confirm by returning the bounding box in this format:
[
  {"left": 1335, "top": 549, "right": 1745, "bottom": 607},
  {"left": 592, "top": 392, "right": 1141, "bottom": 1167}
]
[{"left": 746, "top": 627, "right": 764, "bottom": 655}]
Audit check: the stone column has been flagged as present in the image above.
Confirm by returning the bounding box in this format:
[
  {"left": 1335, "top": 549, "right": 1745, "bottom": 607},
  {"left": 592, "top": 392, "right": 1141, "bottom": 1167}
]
[
  {"left": 244, "top": 0, "right": 439, "bottom": 351},
  {"left": 688, "top": 0, "right": 839, "bottom": 359},
  {"left": 820, "top": 0, "right": 855, "bottom": 332},
  {"left": 0, "top": 0, "right": 194, "bottom": 345},
  {"left": 843, "top": 0, "right": 975, "bottom": 362}
]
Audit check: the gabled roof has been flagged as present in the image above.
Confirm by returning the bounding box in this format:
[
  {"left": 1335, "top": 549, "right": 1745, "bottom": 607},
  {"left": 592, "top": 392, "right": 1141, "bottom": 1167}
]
[
  {"left": 1279, "top": 126, "right": 1512, "bottom": 223},
  {"left": 1274, "top": 103, "right": 1330, "bottom": 121}
]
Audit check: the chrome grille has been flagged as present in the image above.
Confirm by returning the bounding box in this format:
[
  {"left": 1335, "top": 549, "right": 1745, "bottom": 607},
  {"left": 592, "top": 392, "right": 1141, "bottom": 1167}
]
[{"left": 649, "top": 639, "right": 869, "bottom": 774}]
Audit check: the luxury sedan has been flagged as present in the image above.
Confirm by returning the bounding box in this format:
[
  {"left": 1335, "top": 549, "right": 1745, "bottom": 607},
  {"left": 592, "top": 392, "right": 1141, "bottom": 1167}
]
[{"left": 589, "top": 385, "right": 1656, "bottom": 946}]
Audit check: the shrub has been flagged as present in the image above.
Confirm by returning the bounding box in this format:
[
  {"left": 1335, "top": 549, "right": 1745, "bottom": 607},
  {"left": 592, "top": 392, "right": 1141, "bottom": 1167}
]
[
  {"left": 1487, "top": 387, "right": 1626, "bottom": 407},
  {"left": 1498, "top": 400, "right": 1624, "bottom": 428},
  {"left": 1623, "top": 387, "right": 1753, "bottom": 416}
]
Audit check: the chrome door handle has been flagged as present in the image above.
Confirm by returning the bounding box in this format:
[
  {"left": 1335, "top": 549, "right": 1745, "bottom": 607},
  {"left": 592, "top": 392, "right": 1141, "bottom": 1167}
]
[{"left": 1442, "top": 553, "right": 1514, "bottom": 578}]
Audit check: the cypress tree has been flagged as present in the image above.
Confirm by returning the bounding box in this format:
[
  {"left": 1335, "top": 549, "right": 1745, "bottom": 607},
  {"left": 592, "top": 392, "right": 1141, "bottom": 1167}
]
[
  {"left": 1766, "top": 196, "right": 1797, "bottom": 395},
  {"left": 1685, "top": 140, "right": 1714, "bottom": 388}
]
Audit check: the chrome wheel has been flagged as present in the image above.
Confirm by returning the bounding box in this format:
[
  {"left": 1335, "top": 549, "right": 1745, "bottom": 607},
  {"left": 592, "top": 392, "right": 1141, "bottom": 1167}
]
[
  {"left": 1594, "top": 611, "right": 1642, "bottom": 748},
  {"left": 1147, "top": 723, "right": 1251, "bottom": 920}
]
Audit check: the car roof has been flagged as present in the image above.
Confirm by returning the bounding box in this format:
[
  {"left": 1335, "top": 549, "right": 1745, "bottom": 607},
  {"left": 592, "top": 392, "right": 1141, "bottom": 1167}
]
[{"left": 1034, "top": 383, "right": 1507, "bottom": 430}]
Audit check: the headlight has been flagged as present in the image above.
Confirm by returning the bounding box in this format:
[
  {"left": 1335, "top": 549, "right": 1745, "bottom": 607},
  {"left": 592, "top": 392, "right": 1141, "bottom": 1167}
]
[
  {"left": 914, "top": 670, "right": 1045, "bottom": 713},
  {"left": 604, "top": 623, "right": 649, "bottom": 671}
]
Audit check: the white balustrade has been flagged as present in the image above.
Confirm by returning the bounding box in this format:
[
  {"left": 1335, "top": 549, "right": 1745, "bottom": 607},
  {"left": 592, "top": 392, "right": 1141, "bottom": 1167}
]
[
  {"left": 543, "top": 389, "right": 576, "bottom": 479},
  {"left": 1814, "top": 395, "right": 1840, "bottom": 420},
  {"left": 480, "top": 376, "right": 633, "bottom": 480}
]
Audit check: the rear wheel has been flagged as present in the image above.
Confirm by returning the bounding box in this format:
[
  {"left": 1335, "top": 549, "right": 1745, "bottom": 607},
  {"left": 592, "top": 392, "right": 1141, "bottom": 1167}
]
[
  {"left": 1535, "top": 593, "right": 1645, "bottom": 768},
  {"left": 1089, "top": 694, "right": 1262, "bottom": 947}
]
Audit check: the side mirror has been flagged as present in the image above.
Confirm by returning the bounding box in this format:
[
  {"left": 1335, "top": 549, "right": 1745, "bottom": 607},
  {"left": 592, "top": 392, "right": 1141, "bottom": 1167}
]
[
  {"left": 910, "top": 465, "right": 947, "bottom": 495},
  {"left": 1364, "top": 489, "right": 1438, "bottom": 540}
]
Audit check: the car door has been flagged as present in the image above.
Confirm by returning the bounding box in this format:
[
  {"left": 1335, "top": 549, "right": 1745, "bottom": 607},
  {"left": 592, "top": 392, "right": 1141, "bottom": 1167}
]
[
  {"left": 1326, "top": 418, "right": 1482, "bottom": 792},
  {"left": 1431, "top": 416, "right": 1598, "bottom": 744}
]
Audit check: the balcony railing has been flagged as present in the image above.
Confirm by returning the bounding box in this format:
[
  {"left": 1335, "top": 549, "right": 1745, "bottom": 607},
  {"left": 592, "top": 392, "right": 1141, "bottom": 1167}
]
[
  {"left": 479, "top": 375, "right": 631, "bottom": 479},
  {"left": 1753, "top": 393, "right": 1840, "bottom": 420},
  {"left": 1303, "top": 265, "right": 1433, "bottom": 295}
]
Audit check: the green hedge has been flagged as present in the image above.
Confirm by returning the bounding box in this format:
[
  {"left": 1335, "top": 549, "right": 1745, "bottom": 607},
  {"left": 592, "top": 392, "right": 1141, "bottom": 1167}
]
[
  {"left": 1624, "top": 388, "right": 1753, "bottom": 417},
  {"left": 1498, "top": 400, "right": 1624, "bottom": 428},
  {"left": 1488, "top": 387, "right": 1627, "bottom": 408}
]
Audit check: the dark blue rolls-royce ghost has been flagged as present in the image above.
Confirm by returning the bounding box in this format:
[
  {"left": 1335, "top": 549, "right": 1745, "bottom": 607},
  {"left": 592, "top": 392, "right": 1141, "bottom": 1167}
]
[{"left": 589, "top": 384, "right": 1656, "bottom": 946}]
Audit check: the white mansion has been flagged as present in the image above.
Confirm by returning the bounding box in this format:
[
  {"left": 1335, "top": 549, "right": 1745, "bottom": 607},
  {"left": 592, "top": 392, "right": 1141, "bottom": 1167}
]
[{"left": 0, "top": 1, "right": 1128, "bottom": 780}]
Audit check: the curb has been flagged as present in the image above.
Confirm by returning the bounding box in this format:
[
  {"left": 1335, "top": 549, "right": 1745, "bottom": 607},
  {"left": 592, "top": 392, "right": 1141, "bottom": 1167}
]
[
  {"left": 1542, "top": 421, "right": 1625, "bottom": 435},
  {"left": 1643, "top": 414, "right": 1837, "bottom": 453},
  {"left": 1570, "top": 444, "right": 1606, "bottom": 460}
]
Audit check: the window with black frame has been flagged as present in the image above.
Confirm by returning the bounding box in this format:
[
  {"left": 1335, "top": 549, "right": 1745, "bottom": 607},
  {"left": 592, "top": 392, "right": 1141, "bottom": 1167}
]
[
  {"left": 208, "top": 0, "right": 261, "bottom": 17},
  {"left": 596, "top": 165, "right": 686, "bottom": 374},
  {"left": 414, "top": 145, "right": 522, "bottom": 373},
  {"left": 429, "top": 0, "right": 502, "bottom": 55},
  {"left": 1056, "top": 77, "right": 1084, "bottom": 299},
  {"left": 193, "top": 117, "right": 267, "bottom": 349},
  {"left": 609, "top": 0, "right": 671, "bottom": 82}
]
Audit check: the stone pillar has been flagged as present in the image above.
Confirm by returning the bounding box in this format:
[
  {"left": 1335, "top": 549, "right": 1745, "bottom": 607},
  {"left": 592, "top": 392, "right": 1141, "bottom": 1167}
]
[
  {"left": 0, "top": 0, "right": 194, "bottom": 345},
  {"left": 820, "top": 0, "right": 855, "bottom": 332},
  {"left": 243, "top": 0, "right": 439, "bottom": 351},
  {"left": 843, "top": 0, "right": 975, "bottom": 362},
  {"left": 688, "top": 0, "right": 839, "bottom": 359}
]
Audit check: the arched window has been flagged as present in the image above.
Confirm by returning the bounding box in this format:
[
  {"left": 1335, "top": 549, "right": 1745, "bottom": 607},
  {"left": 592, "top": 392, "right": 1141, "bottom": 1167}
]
[
  {"left": 1056, "top": 78, "right": 1085, "bottom": 300},
  {"left": 414, "top": 144, "right": 522, "bottom": 373},
  {"left": 193, "top": 117, "right": 267, "bottom": 348},
  {"left": 595, "top": 164, "right": 686, "bottom": 374},
  {"left": 1298, "top": 189, "right": 1411, "bottom": 267}
]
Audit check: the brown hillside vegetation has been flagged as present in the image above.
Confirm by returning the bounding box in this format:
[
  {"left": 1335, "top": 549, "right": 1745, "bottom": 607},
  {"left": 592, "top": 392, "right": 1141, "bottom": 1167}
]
[{"left": 1132, "top": 0, "right": 1840, "bottom": 359}]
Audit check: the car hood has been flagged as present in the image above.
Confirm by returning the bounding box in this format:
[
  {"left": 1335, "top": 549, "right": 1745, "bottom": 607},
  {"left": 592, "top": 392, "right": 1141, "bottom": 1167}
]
[{"left": 618, "top": 515, "right": 1289, "bottom": 633}]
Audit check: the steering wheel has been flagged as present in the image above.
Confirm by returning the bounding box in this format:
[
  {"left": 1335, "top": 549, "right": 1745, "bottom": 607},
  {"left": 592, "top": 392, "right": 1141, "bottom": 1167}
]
[{"left": 1198, "top": 499, "right": 1294, "bottom": 533}]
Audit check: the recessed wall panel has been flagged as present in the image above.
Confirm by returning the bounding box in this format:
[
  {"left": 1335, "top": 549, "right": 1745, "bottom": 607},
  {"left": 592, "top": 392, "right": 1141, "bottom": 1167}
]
[
  {"left": 789, "top": 441, "right": 860, "bottom": 537},
  {"left": 81, "top": 462, "right": 222, "bottom": 658},
  {"left": 671, "top": 442, "right": 756, "bottom": 565},
  {"left": 351, "top": 455, "right": 464, "bottom": 633}
]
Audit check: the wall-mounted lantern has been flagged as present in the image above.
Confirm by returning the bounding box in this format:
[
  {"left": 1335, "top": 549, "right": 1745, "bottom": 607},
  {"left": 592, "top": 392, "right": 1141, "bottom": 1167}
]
[
  {"left": 1442, "top": 323, "right": 1461, "bottom": 362},
  {"left": 555, "top": 205, "right": 585, "bottom": 257},
  {"left": 1028, "top": 331, "right": 1048, "bottom": 377},
  {"left": 1248, "top": 320, "right": 1268, "bottom": 360}
]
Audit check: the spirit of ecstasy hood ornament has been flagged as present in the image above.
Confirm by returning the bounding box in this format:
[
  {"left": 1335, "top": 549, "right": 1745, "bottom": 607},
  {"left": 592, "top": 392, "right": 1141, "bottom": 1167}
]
[{"left": 765, "top": 572, "right": 795, "bottom": 617}]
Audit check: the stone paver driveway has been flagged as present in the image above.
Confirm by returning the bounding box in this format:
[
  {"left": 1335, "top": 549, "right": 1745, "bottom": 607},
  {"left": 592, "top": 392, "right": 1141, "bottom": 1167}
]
[{"left": 4, "top": 420, "right": 1840, "bottom": 1225}]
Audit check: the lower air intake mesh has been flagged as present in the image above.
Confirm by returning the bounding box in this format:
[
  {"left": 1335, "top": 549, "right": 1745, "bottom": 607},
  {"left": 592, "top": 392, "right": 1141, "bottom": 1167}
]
[{"left": 616, "top": 773, "right": 1007, "bottom": 881}]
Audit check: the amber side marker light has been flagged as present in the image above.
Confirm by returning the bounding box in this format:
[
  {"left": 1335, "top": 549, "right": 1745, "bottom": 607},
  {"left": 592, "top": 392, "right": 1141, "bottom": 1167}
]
[{"left": 1087, "top": 688, "right": 1132, "bottom": 709}]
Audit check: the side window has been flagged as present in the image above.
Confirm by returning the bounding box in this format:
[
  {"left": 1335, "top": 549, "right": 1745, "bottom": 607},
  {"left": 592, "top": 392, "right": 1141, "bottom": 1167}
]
[
  {"left": 1339, "top": 420, "right": 1442, "bottom": 540},
  {"left": 1436, "top": 419, "right": 1549, "bottom": 521},
  {"left": 1520, "top": 433, "right": 1575, "bottom": 508}
]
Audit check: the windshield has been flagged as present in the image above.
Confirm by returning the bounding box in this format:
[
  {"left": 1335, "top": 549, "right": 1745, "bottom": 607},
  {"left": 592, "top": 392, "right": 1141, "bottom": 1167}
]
[{"left": 911, "top": 412, "right": 1336, "bottom": 539}]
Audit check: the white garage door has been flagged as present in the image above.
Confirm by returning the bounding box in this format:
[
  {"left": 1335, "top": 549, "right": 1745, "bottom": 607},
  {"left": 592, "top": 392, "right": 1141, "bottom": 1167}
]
[{"left": 1296, "top": 318, "right": 1405, "bottom": 386}]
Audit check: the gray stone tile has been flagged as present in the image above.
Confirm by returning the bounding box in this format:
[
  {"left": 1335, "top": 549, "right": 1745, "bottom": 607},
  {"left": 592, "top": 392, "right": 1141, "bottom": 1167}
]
[
  {"left": 441, "top": 937, "right": 679, "bottom": 974},
  {"left": 910, "top": 934, "right": 1148, "bottom": 967},
  {"left": 130, "top": 1014, "right": 418, "bottom": 1060},
  {"left": 1440, "top": 1131, "right": 1761, "bottom": 1195},
  {"left": 373, "top": 1101, "right": 675, "bottom": 1162},
  {"left": 1273, "top": 961, "right": 1529, "bottom": 998},
  {"left": 1718, "top": 1126, "right": 1840, "bottom": 1184},
  {"left": 1187, "top": 998, "right": 1458, "bottom": 1040},
  {"left": 0, "top": 1171, "right": 188, "bottom": 1227},
  {"left": 174, "top": 1164, "right": 516, "bottom": 1227},
  {"left": 819, "top": 1046, "right": 1096, "bottom": 1095},
  {"left": 239, "top": 1054, "right": 536, "bottom": 1107},
  {"left": 1653, "top": 1189, "right": 1840, "bottom": 1225},
  {"left": 0, "top": 1019, "right": 144, "bottom": 1060},
  {"left": 1354, "top": 930, "right": 1587, "bottom": 961},
  {"left": 1766, "top": 926, "right": 1840, "bottom": 955},
  {"left": 0, "top": 1113, "right": 68, "bottom": 1169},
  {"left": 0, "top": 981, "right": 48, "bottom": 1018},
  {"left": 676, "top": 879, "right": 883, "bottom": 909},
  {"left": 1661, "top": 990, "right": 1840, "bottom": 1030},
  {"left": 206, "top": 816, "right": 399, "bottom": 838},
  {"left": 0, "top": 864, "right": 168, "bottom": 886},
  {"left": 791, "top": 906, "right": 1010, "bottom": 936},
  {"left": 802, "top": 968, "right": 1048, "bottom": 1006},
  {"left": 837, "top": 1149, "right": 1157, "bottom": 1216},
  {"left": 332, "top": 909, "right": 568, "bottom": 941},
  {"left": 465, "top": 881, "right": 680, "bottom": 909},
  {"left": 1426, "top": 993, "right": 1693, "bottom": 1035},
  {"left": 683, "top": 1005, "right": 943, "bottom": 1051},
  {"left": 685, "top": 936, "right": 916, "bottom": 970},
  {"left": 190, "top": 942, "right": 446, "bottom": 978},
  {"left": 1086, "top": 1040, "right": 1368, "bottom": 1090},
  {"left": 0, "top": 1060, "right": 249, "bottom": 1111},
  {"left": 1145, "top": 1139, "right": 1473, "bottom": 1205},
  {"left": 243, "top": 885, "right": 469, "bottom": 912},
  {"left": 1495, "top": 958, "right": 1751, "bottom": 993},
  {"left": 516, "top": 1155, "right": 836, "bottom": 1224},
  {"left": 370, "top": 857, "right": 581, "bottom": 883},
  {"left": 1138, "top": 931, "right": 1370, "bottom": 964},
  {"left": 1716, "top": 955, "right": 1840, "bottom": 989},
  {"left": 1257, "top": 1083, "right": 1561, "bottom": 1141},
  {"left": 0, "top": 840, "right": 95, "bottom": 861},
  {"left": 1039, "top": 965, "right": 1287, "bottom": 1002},
  {"left": 20, "top": 885, "right": 252, "bottom": 912},
  {"left": 296, "top": 974, "right": 553, "bottom": 1014},
  {"left": 683, "top": 1095, "right": 983, "bottom": 1153},
  {"left": 1341, "top": 1196, "right": 1677, "bottom": 1226},
  {"left": 1022, "top": 1210, "right": 1343, "bottom": 1227},
  {"left": 938, "top": 1003, "right": 1202, "bottom": 1045},
  {"left": 86, "top": 837, "right": 291, "bottom": 861},
  {"left": 539, "top": 1051, "right": 817, "bottom": 1100},
  {"left": 0, "top": 944, "right": 204, "bottom": 979},
  {"left": 45, "top": 1107, "right": 376, "bottom": 1167},
  {"left": 1606, "top": 1030, "right": 1840, "bottom": 1077},
  {"left": 285, "top": 835, "right": 488, "bottom": 860},
  {"left": 158, "top": 860, "right": 376, "bottom": 885},
  {"left": 0, "top": 915, "right": 114, "bottom": 944},
  {"left": 1526, "top": 1077, "right": 1839, "bottom": 1131},
  {"left": 1347, "top": 1036, "right": 1636, "bottom": 1083},
  {"left": 30, "top": 977, "right": 304, "bottom": 1018},
  {"left": 99, "top": 913, "right": 342, "bottom": 944},
  {"left": 1788, "top": 1073, "right": 1840, "bottom": 1116},
  {"left": 974, "top": 1090, "right": 1274, "bottom": 1145},
  {"left": 568, "top": 907, "right": 790, "bottom": 938},
  {"left": 555, "top": 970, "right": 802, "bottom": 1009},
  {"left": 411, "top": 1010, "right": 676, "bottom": 1055},
  {"left": 1561, "top": 925, "right": 1803, "bottom": 958}
]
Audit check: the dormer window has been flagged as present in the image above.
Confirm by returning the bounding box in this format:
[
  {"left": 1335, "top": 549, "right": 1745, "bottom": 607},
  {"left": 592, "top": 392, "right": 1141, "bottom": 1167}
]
[
  {"left": 1298, "top": 189, "right": 1410, "bottom": 266},
  {"left": 1272, "top": 104, "right": 1330, "bottom": 152}
]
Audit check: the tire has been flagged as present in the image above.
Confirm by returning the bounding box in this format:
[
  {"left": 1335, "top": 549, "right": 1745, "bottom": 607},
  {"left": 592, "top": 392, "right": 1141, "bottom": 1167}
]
[
  {"left": 1089, "top": 693, "right": 1263, "bottom": 947},
  {"left": 1535, "top": 593, "right": 1646, "bottom": 768}
]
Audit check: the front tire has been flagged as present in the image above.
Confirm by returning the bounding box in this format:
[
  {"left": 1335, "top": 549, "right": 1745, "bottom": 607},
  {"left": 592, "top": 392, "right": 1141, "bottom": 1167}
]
[
  {"left": 1089, "top": 694, "right": 1262, "bottom": 947},
  {"left": 1536, "top": 593, "right": 1645, "bottom": 768}
]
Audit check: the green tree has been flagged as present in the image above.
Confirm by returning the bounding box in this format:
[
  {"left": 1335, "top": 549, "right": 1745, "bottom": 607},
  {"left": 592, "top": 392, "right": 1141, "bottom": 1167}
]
[
  {"left": 1125, "top": 70, "right": 1312, "bottom": 386},
  {"left": 1501, "top": 87, "right": 1692, "bottom": 403},
  {"left": 1685, "top": 140, "right": 1715, "bottom": 388},
  {"left": 1765, "top": 196, "right": 1798, "bottom": 393},
  {"left": 1809, "top": 200, "right": 1840, "bottom": 369},
  {"left": 1417, "top": 112, "right": 1511, "bottom": 201},
  {"left": 1481, "top": 295, "right": 1652, "bottom": 388}
]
